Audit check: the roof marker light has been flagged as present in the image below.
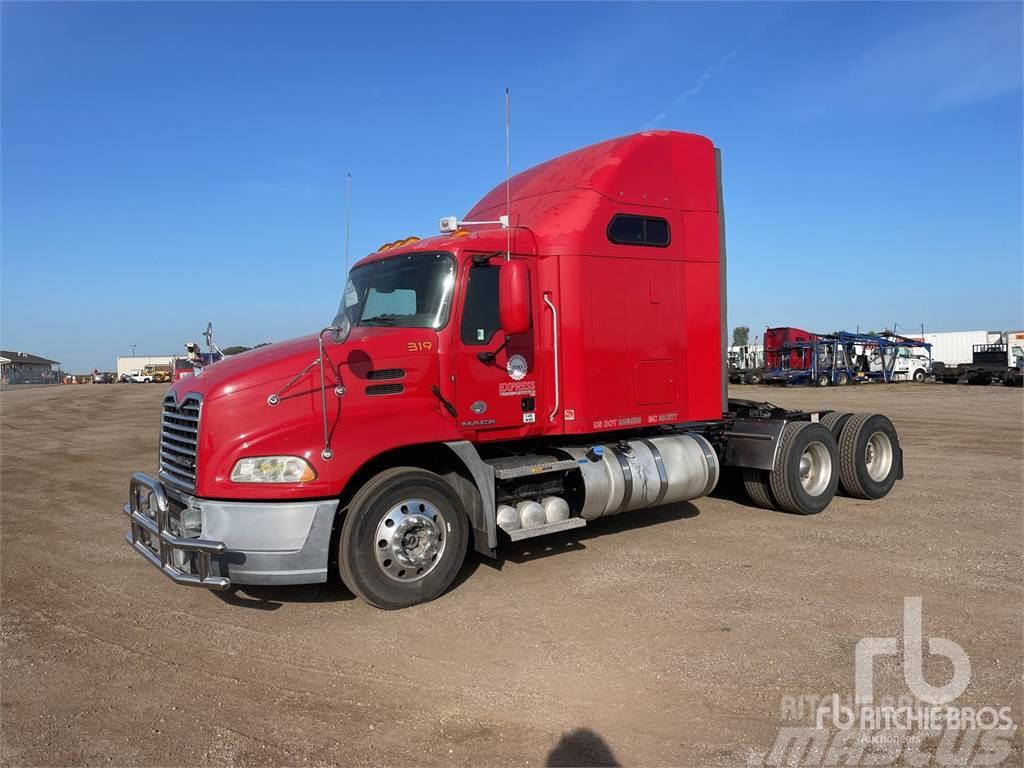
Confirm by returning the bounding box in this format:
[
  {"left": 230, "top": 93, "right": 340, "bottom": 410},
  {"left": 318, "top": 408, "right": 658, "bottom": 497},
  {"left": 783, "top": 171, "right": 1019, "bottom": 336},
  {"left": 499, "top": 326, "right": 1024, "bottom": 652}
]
[{"left": 439, "top": 214, "right": 509, "bottom": 234}]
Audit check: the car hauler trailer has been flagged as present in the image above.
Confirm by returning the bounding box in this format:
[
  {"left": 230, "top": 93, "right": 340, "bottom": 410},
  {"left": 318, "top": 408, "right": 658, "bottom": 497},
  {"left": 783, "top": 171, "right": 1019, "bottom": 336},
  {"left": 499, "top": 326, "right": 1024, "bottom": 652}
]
[
  {"left": 764, "top": 331, "right": 931, "bottom": 387},
  {"left": 122, "top": 132, "right": 904, "bottom": 609}
]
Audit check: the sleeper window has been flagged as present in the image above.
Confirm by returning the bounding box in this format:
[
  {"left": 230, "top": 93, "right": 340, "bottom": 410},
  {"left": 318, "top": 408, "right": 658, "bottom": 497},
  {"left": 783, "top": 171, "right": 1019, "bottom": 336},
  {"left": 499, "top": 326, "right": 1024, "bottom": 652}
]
[{"left": 607, "top": 214, "right": 671, "bottom": 247}]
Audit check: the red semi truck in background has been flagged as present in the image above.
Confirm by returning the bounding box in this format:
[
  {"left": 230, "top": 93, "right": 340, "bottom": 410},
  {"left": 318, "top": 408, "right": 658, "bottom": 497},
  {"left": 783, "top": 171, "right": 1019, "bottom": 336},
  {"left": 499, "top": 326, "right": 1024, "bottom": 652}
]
[
  {"left": 727, "top": 326, "right": 816, "bottom": 385},
  {"left": 124, "top": 132, "right": 903, "bottom": 609}
]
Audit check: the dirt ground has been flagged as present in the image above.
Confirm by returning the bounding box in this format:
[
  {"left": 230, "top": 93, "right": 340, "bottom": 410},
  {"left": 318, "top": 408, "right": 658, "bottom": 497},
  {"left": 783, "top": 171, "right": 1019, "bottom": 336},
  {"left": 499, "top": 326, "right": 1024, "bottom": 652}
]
[{"left": 1, "top": 383, "right": 1022, "bottom": 767}]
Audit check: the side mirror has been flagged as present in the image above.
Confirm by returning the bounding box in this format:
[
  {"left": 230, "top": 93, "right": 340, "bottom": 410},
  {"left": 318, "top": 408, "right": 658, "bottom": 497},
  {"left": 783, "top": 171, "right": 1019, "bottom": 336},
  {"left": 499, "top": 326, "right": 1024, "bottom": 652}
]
[
  {"left": 330, "top": 312, "right": 352, "bottom": 344},
  {"left": 499, "top": 260, "right": 531, "bottom": 336}
]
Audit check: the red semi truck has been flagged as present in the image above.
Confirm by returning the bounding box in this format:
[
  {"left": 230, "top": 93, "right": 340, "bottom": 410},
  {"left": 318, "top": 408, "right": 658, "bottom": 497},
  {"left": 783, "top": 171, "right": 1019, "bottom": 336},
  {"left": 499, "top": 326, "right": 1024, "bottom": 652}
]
[{"left": 123, "top": 131, "right": 903, "bottom": 609}]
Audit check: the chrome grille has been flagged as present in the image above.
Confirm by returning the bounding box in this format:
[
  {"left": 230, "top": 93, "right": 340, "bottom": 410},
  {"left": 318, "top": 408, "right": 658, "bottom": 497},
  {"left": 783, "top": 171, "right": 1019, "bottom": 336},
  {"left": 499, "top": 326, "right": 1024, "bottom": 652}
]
[{"left": 159, "top": 393, "right": 201, "bottom": 492}]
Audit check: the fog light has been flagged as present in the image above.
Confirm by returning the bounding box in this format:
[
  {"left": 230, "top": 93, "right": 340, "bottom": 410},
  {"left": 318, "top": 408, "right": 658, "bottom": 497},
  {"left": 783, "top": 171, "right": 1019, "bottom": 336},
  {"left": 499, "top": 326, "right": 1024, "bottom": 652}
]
[{"left": 180, "top": 506, "right": 202, "bottom": 538}]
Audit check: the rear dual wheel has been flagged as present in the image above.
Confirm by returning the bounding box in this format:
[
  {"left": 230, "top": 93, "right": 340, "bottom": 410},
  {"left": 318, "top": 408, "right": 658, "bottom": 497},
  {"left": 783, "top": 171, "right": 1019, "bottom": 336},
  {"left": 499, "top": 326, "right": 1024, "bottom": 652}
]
[
  {"left": 338, "top": 467, "right": 469, "bottom": 610},
  {"left": 743, "top": 412, "right": 901, "bottom": 512},
  {"left": 820, "top": 410, "right": 853, "bottom": 438},
  {"left": 837, "top": 413, "right": 900, "bottom": 499},
  {"left": 743, "top": 422, "right": 840, "bottom": 515}
]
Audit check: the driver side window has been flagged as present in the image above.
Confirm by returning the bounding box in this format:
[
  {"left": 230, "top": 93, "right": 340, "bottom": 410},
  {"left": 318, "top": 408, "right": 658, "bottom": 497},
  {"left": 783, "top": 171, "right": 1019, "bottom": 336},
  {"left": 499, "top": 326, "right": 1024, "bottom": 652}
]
[{"left": 460, "top": 265, "right": 501, "bottom": 345}]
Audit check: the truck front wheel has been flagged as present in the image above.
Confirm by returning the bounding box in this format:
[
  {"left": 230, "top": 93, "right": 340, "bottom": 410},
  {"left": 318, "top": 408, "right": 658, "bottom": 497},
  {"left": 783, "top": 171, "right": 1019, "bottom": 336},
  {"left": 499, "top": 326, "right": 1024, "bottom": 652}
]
[{"left": 339, "top": 467, "right": 469, "bottom": 609}]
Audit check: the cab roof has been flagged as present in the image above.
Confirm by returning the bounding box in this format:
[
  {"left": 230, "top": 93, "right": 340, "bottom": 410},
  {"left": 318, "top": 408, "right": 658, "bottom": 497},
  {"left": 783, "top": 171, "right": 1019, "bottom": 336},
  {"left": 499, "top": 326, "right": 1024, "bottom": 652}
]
[{"left": 352, "top": 130, "right": 716, "bottom": 267}]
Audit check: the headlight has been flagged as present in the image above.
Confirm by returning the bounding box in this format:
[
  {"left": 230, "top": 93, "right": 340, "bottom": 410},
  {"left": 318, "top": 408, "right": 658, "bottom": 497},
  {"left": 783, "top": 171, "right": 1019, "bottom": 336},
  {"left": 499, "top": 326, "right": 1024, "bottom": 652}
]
[{"left": 230, "top": 456, "right": 317, "bottom": 483}]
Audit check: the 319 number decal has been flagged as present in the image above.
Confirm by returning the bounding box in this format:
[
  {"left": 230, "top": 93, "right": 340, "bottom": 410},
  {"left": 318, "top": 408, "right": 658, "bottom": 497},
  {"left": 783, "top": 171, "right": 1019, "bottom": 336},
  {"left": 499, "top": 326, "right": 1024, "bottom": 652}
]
[{"left": 406, "top": 341, "right": 433, "bottom": 352}]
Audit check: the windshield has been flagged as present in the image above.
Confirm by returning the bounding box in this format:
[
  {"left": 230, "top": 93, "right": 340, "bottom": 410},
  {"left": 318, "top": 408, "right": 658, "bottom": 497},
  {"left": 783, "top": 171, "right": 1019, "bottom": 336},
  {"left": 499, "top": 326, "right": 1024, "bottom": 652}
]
[{"left": 334, "top": 251, "right": 456, "bottom": 329}]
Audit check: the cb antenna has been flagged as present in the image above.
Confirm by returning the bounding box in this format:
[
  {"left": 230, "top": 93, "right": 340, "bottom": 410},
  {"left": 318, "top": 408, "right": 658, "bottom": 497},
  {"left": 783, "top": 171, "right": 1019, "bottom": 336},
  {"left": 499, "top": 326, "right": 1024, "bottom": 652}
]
[
  {"left": 344, "top": 172, "right": 352, "bottom": 277},
  {"left": 505, "top": 87, "right": 511, "bottom": 262}
]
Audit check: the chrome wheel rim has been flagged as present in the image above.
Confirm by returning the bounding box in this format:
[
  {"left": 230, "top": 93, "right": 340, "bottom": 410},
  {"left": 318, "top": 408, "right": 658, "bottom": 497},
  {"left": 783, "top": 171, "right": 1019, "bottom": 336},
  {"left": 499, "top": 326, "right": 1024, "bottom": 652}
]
[
  {"left": 864, "top": 431, "right": 893, "bottom": 482},
  {"left": 798, "top": 441, "right": 832, "bottom": 496},
  {"left": 374, "top": 498, "right": 447, "bottom": 582}
]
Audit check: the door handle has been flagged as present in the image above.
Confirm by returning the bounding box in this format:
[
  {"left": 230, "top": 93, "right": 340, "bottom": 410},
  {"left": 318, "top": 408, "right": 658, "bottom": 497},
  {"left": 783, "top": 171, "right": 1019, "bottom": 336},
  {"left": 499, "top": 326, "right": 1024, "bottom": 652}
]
[{"left": 543, "top": 293, "right": 559, "bottom": 423}]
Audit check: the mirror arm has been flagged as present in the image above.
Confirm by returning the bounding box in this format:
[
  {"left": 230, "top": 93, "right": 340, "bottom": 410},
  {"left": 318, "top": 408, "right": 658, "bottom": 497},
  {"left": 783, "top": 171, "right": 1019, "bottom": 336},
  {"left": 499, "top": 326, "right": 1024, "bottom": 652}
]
[{"left": 477, "top": 336, "right": 511, "bottom": 363}]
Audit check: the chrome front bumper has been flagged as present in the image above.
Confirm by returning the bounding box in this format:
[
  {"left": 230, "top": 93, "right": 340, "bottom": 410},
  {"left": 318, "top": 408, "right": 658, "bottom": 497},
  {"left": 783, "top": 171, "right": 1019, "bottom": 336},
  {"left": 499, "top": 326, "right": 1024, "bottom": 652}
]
[
  {"left": 123, "top": 473, "right": 339, "bottom": 590},
  {"left": 123, "top": 472, "right": 230, "bottom": 590}
]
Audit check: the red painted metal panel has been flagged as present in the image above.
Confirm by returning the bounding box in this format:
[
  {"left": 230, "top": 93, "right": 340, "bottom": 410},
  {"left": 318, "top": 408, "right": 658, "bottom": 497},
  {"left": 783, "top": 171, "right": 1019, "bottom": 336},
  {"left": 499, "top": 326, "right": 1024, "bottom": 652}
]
[{"left": 186, "top": 131, "right": 725, "bottom": 499}]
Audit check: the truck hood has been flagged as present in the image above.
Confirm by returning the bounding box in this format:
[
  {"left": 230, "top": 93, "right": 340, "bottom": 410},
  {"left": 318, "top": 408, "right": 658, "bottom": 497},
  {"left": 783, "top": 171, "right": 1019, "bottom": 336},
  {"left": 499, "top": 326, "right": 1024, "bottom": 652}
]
[
  {"left": 171, "top": 327, "right": 436, "bottom": 403},
  {"left": 172, "top": 335, "right": 324, "bottom": 402}
]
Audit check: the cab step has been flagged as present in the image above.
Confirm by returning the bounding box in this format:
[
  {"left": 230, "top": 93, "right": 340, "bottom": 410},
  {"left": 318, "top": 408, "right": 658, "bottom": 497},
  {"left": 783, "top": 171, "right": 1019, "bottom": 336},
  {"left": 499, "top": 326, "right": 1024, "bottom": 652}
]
[
  {"left": 506, "top": 516, "right": 587, "bottom": 542},
  {"left": 487, "top": 454, "right": 579, "bottom": 480}
]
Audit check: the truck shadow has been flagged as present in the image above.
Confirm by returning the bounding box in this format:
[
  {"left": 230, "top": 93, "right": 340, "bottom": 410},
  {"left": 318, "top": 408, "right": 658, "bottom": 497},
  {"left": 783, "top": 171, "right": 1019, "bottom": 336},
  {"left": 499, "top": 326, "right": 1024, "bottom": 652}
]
[
  {"left": 710, "top": 467, "right": 757, "bottom": 508},
  {"left": 711, "top": 467, "right": 833, "bottom": 515},
  {"left": 213, "top": 580, "right": 355, "bottom": 611},
  {"left": 215, "top": 503, "right": 700, "bottom": 608},
  {"left": 479, "top": 501, "right": 700, "bottom": 569}
]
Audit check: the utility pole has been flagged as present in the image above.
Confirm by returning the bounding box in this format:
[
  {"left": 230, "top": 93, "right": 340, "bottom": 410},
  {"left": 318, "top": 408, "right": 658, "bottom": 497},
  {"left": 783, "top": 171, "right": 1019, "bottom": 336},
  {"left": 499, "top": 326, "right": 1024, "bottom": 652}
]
[{"left": 130, "top": 344, "right": 136, "bottom": 356}]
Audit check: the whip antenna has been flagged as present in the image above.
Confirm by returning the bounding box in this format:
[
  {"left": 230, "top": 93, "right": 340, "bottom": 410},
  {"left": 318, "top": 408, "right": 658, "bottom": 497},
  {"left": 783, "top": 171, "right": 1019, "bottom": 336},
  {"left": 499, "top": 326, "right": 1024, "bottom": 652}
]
[
  {"left": 344, "top": 172, "right": 352, "bottom": 276},
  {"left": 505, "top": 87, "right": 511, "bottom": 262}
]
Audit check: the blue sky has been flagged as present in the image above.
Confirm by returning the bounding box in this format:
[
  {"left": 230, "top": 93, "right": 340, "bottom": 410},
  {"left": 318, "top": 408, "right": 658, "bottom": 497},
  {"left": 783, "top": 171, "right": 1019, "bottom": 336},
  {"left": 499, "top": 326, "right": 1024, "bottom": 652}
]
[{"left": 2, "top": 1, "right": 1021, "bottom": 371}]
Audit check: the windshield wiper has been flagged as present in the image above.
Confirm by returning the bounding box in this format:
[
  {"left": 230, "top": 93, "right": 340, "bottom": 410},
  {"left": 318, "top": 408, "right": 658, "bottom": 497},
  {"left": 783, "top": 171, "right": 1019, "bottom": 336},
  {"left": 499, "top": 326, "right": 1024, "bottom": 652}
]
[{"left": 359, "top": 316, "right": 397, "bottom": 327}]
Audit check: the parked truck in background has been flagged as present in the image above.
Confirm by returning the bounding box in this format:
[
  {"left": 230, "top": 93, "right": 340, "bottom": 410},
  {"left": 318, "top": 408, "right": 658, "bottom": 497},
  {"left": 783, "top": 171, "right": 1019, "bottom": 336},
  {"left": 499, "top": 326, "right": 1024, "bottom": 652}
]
[
  {"left": 932, "top": 336, "right": 1024, "bottom": 386},
  {"left": 122, "top": 369, "right": 154, "bottom": 384},
  {"left": 145, "top": 364, "right": 172, "bottom": 384},
  {"left": 122, "top": 131, "right": 904, "bottom": 609},
  {"left": 727, "top": 343, "right": 765, "bottom": 384}
]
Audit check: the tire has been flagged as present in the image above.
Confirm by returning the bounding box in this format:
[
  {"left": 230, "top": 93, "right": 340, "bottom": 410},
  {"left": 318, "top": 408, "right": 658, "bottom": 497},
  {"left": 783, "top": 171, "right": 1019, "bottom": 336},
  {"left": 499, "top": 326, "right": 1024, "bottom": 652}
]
[
  {"left": 743, "top": 468, "right": 775, "bottom": 509},
  {"left": 816, "top": 373, "right": 831, "bottom": 387},
  {"left": 747, "top": 370, "right": 763, "bottom": 385},
  {"left": 836, "top": 372, "right": 849, "bottom": 386},
  {"left": 338, "top": 467, "right": 469, "bottom": 609},
  {"left": 820, "top": 411, "right": 852, "bottom": 439},
  {"left": 912, "top": 369, "right": 926, "bottom": 383},
  {"left": 837, "top": 413, "right": 900, "bottom": 500},
  {"left": 769, "top": 422, "right": 840, "bottom": 515}
]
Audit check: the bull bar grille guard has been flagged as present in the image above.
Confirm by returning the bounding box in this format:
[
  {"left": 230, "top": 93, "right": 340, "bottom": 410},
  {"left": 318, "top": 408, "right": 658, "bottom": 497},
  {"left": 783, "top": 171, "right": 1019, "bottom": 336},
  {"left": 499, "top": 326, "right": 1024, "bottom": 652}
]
[{"left": 123, "top": 472, "right": 230, "bottom": 590}]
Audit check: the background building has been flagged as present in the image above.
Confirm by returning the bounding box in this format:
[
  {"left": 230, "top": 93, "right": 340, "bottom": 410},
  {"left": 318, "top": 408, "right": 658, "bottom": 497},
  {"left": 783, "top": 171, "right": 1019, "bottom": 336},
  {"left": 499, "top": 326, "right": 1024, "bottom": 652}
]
[
  {"left": 0, "top": 350, "right": 61, "bottom": 385},
  {"left": 116, "top": 355, "right": 176, "bottom": 379}
]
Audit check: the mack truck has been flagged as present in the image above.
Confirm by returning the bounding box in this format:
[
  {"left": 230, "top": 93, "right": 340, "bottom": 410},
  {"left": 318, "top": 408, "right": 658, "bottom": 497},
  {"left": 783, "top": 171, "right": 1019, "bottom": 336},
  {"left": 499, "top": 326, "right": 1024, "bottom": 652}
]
[{"left": 123, "top": 131, "right": 904, "bottom": 609}]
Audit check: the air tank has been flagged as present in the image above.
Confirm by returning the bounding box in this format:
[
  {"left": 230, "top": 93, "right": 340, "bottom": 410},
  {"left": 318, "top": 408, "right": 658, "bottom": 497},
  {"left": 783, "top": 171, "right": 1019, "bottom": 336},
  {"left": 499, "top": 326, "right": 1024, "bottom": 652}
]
[
  {"left": 496, "top": 504, "right": 520, "bottom": 533},
  {"left": 541, "top": 496, "right": 570, "bottom": 523},
  {"left": 562, "top": 433, "right": 719, "bottom": 520},
  {"left": 516, "top": 500, "right": 546, "bottom": 529}
]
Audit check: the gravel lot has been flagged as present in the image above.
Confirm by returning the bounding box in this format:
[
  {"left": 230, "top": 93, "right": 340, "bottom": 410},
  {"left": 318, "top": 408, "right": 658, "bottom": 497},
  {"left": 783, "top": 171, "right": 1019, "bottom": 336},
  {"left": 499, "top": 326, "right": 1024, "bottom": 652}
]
[{"left": 2, "top": 383, "right": 1021, "bottom": 766}]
